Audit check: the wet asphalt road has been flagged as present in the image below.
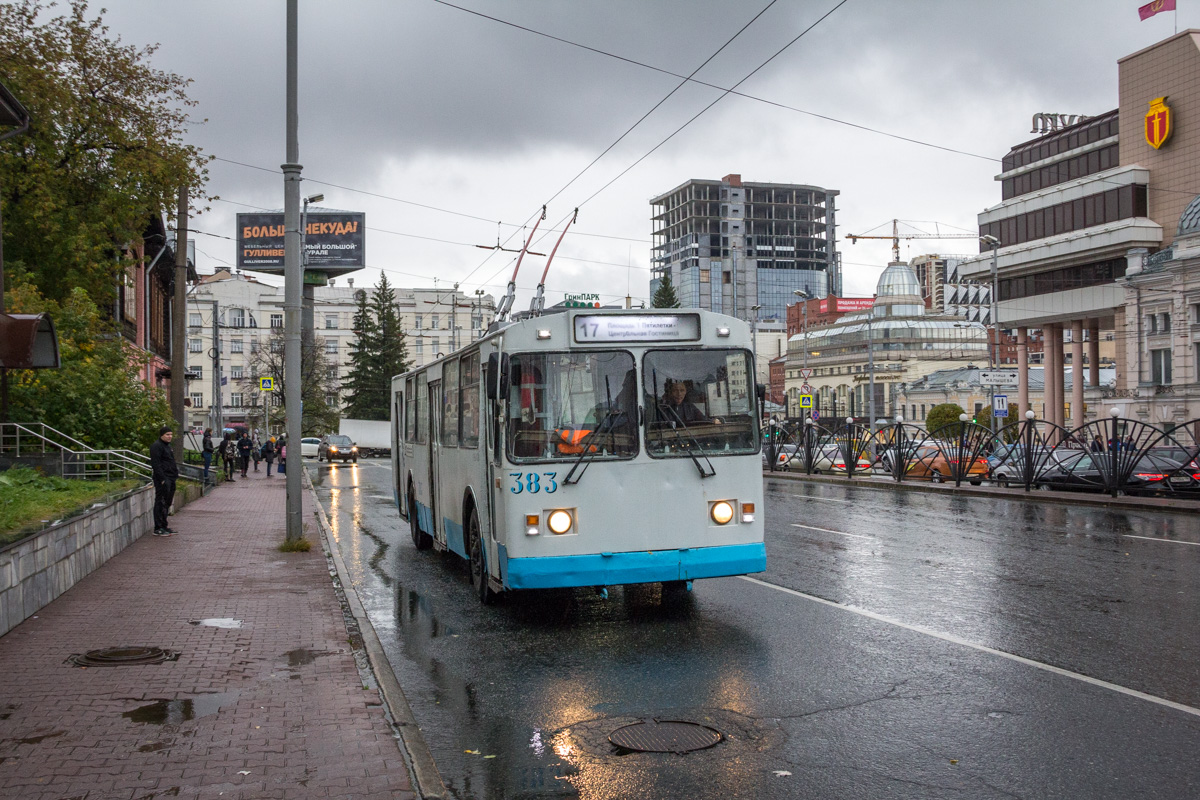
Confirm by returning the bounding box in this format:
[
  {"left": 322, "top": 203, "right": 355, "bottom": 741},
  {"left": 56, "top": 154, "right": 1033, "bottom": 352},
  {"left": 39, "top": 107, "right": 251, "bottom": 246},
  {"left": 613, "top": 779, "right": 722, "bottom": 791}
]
[{"left": 310, "top": 459, "right": 1200, "bottom": 800}]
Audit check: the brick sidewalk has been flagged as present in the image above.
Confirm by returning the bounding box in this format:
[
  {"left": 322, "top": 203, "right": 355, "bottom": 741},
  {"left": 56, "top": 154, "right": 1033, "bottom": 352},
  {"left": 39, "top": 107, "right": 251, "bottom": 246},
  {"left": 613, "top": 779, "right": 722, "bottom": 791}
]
[{"left": 0, "top": 465, "right": 417, "bottom": 800}]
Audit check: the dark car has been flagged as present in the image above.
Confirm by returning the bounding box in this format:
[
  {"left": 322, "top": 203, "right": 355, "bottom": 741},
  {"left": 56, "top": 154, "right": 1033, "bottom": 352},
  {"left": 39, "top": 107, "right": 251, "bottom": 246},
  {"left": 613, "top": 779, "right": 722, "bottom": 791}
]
[
  {"left": 1035, "top": 451, "right": 1194, "bottom": 495},
  {"left": 318, "top": 434, "right": 358, "bottom": 463}
]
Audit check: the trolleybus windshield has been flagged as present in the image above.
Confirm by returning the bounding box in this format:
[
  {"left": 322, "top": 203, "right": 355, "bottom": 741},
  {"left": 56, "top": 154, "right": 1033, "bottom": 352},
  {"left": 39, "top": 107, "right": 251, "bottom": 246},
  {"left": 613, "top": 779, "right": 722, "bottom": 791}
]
[
  {"left": 506, "top": 351, "right": 638, "bottom": 462},
  {"left": 643, "top": 349, "right": 758, "bottom": 457}
]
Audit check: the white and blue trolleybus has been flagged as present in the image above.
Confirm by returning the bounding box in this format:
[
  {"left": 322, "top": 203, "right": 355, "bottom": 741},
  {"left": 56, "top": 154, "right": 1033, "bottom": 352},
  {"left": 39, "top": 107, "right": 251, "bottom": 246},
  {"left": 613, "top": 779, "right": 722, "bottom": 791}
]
[{"left": 391, "top": 308, "right": 765, "bottom": 603}]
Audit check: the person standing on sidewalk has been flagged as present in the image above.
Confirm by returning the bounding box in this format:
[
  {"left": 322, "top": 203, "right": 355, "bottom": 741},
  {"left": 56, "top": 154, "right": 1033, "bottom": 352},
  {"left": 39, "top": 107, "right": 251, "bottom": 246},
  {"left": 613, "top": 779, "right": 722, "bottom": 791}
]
[
  {"left": 237, "top": 432, "right": 253, "bottom": 478},
  {"left": 201, "top": 428, "right": 214, "bottom": 480},
  {"left": 261, "top": 437, "right": 276, "bottom": 476},
  {"left": 251, "top": 434, "right": 262, "bottom": 472},
  {"left": 149, "top": 426, "right": 178, "bottom": 537}
]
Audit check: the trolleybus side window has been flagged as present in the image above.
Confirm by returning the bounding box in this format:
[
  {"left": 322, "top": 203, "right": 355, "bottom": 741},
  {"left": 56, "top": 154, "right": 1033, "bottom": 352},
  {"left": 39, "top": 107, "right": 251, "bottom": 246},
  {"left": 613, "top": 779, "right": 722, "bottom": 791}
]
[
  {"left": 460, "top": 351, "right": 480, "bottom": 448},
  {"left": 442, "top": 357, "right": 460, "bottom": 447},
  {"left": 416, "top": 373, "right": 429, "bottom": 444},
  {"left": 643, "top": 349, "right": 758, "bottom": 457},
  {"left": 506, "top": 351, "right": 638, "bottom": 462},
  {"left": 405, "top": 377, "right": 416, "bottom": 443}
]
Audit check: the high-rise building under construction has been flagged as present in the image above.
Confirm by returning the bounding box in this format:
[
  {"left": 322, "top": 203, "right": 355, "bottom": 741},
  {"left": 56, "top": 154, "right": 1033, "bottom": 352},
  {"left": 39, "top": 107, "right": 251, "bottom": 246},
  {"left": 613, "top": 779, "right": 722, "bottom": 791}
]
[{"left": 650, "top": 173, "right": 839, "bottom": 322}]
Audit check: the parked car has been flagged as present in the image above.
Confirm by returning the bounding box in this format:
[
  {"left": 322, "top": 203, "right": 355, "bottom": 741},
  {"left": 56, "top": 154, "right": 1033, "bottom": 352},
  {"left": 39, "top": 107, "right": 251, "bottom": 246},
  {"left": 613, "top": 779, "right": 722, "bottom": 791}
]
[
  {"left": 988, "top": 445, "right": 1060, "bottom": 488},
  {"left": 784, "top": 444, "right": 872, "bottom": 474},
  {"left": 318, "top": 434, "right": 358, "bottom": 463},
  {"left": 762, "top": 444, "right": 800, "bottom": 469},
  {"left": 299, "top": 437, "right": 321, "bottom": 458},
  {"left": 905, "top": 445, "right": 989, "bottom": 485},
  {"left": 1035, "top": 451, "right": 1194, "bottom": 495}
]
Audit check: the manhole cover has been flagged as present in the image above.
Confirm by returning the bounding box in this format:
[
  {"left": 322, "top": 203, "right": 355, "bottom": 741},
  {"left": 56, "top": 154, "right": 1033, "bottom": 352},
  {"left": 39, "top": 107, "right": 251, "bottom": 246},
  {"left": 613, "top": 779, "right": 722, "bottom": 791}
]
[
  {"left": 609, "top": 720, "right": 722, "bottom": 754},
  {"left": 66, "top": 647, "right": 179, "bottom": 667}
]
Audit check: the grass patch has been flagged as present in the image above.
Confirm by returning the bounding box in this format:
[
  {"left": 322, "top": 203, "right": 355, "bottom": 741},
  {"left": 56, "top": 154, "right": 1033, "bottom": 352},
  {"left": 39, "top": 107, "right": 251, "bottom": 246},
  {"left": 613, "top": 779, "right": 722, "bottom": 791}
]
[
  {"left": 278, "top": 537, "right": 312, "bottom": 552},
  {"left": 0, "top": 467, "right": 141, "bottom": 546}
]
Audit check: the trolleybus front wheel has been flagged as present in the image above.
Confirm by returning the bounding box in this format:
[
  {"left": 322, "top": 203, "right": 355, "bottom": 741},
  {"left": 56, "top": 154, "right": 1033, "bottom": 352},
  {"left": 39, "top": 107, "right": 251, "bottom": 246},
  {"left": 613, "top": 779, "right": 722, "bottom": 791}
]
[
  {"left": 409, "top": 485, "right": 432, "bottom": 551},
  {"left": 467, "top": 507, "right": 496, "bottom": 605}
]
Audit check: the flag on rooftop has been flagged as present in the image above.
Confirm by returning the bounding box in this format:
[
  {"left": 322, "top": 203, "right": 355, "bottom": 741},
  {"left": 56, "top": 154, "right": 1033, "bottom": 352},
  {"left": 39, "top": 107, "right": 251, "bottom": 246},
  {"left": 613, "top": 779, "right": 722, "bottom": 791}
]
[{"left": 1139, "top": 0, "right": 1176, "bottom": 21}]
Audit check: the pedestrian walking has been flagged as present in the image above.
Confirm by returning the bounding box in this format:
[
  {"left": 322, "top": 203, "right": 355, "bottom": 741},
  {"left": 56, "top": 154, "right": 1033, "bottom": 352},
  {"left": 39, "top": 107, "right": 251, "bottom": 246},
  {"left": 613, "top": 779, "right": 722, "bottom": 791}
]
[
  {"left": 261, "top": 437, "right": 277, "bottom": 476},
  {"left": 278, "top": 440, "right": 287, "bottom": 475},
  {"left": 149, "top": 426, "right": 178, "bottom": 537},
  {"left": 220, "top": 432, "right": 237, "bottom": 482},
  {"left": 251, "top": 435, "right": 262, "bottom": 472},
  {"left": 201, "top": 428, "right": 214, "bottom": 480},
  {"left": 237, "top": 433, "right": 253, "bottom": 478}
]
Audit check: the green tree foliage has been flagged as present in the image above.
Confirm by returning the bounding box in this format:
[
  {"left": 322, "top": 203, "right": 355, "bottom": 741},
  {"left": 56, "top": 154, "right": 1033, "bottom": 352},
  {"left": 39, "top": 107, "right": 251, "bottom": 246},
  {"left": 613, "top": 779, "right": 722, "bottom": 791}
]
[
  {"left": 925, "top": 402, "right": 967, "bottom": 438},
  {"left": 342, "top": 275, "right": 410, "bottom": 421},
  {"left": 247, "top": 327, "right": 338, "bottom": 436},
  {"left": 651, "top": 272, "right": 681, "bottom": 309},
  {"left": 6, "top": 283, "right": 173, "bottom": 450},
  {"left": 0, "top": 0, "right": 210, "bottom": 305}
]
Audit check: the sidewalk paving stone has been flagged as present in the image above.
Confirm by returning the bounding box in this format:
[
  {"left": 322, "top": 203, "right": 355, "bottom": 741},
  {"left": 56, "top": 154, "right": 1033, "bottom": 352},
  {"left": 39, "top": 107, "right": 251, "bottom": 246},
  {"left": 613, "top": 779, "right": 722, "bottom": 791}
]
[{"left": 0, "top": 468, "right": 417, "bottom": 800}]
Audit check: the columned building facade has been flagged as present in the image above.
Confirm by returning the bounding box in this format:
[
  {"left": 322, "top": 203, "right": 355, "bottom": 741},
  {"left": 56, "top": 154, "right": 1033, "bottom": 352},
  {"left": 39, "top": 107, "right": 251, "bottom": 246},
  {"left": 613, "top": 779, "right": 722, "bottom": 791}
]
[{"left": 959, "top": 31, "right": 1200, "bottom": 428}]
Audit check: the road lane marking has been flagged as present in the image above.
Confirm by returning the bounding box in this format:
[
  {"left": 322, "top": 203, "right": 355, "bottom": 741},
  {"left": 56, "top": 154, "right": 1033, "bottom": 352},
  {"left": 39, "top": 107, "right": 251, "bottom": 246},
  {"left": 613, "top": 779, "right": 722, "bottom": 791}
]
[
  {"left": 739, "top": 575, "right": 1200, "bottom": 720},
  {"left": 790, "top": 523, "right": 873, "bottom": 540},
  {"left": 1123, "top": 535, "right": 1200, "bottom": 547},
  {"left": 791, "top": 495, "right": 852, "bottom": 503}
]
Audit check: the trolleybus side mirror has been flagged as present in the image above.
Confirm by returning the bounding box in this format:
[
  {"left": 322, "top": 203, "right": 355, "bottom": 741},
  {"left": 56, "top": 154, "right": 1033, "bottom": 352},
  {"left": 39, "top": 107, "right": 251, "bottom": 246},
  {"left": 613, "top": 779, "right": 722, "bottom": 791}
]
[
  {"left": 756, "top": 383, "right": 767, "bottom": 401},
  {"left": 486, "top": 353, "right": 510, "bottom": 400}
]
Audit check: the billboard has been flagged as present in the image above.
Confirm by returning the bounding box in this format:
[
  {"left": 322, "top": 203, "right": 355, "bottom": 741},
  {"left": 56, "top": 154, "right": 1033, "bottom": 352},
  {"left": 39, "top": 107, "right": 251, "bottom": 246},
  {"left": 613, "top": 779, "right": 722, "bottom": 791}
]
[
  {"left": 818, "top": 297, "right": 875, "bottom": 313},
  {"left": 237, "top": 211, "right": 365, "bottom": 274}
]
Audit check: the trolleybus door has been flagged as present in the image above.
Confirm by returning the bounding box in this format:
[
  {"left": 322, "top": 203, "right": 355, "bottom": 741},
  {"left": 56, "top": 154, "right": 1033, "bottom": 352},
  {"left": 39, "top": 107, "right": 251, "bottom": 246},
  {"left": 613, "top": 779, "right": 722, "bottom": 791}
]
[{"left": 427, "top": 379, "right": 441, "bottom": 545}]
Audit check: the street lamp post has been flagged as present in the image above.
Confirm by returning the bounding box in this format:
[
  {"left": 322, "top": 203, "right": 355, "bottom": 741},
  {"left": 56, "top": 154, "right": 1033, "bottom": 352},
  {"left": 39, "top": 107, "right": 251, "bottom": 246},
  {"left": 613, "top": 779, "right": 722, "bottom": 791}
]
[
  {"left": 794, "top": 289, "right": 811, "bottom": 422},
  {"left": 981, "top": 234, "right": 1001, "bottom": 432},
  {"left": 867, "top": 308, "right": 875, "bottom": 429}
]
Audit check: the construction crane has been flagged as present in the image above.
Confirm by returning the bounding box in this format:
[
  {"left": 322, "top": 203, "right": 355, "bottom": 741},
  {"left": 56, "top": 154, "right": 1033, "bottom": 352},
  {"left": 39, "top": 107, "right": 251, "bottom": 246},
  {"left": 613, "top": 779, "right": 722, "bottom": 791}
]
[{"left": 846, "top": 219, "right": 981, "bottom": 263}]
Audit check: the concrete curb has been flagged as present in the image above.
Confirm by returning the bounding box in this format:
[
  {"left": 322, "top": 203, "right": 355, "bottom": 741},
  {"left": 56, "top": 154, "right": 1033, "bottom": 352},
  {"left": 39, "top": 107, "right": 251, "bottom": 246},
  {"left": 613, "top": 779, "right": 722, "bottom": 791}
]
[
  {"left": 304, "top": 469, "right": 449, "bottom": 800},
  {"left": 763, "top": 468, "right": 1200, "bottom": 515}
]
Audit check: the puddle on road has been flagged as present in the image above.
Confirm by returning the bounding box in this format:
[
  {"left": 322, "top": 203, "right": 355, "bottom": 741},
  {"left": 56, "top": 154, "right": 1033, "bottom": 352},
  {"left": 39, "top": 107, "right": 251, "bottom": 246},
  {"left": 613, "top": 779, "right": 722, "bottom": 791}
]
[
  {"left": 122, "top": 690, "right": 242, "bottom": 726},
  {"left": 189, "top": 618, "right": 243, "bottom": 629}
]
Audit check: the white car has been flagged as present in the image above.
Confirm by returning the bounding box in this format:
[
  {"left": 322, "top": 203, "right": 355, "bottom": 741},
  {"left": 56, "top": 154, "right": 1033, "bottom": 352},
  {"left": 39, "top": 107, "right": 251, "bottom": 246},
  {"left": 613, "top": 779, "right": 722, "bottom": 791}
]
[{"left": 300, "top": 437, "right": 321, "bottom": 458}]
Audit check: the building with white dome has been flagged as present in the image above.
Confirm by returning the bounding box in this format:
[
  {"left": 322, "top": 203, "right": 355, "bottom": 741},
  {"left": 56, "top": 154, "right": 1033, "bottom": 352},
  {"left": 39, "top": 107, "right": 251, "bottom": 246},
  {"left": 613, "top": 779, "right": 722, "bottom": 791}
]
[{"left": 783, "top": 261, "right": 989, "bottom": 422}]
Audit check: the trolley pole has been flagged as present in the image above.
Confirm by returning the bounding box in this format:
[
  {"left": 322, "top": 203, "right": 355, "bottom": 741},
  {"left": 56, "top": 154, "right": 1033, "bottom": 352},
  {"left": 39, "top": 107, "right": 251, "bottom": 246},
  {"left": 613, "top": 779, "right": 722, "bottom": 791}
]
[{"left": 283, "top": 0, "right": 304, "bottom": 543}]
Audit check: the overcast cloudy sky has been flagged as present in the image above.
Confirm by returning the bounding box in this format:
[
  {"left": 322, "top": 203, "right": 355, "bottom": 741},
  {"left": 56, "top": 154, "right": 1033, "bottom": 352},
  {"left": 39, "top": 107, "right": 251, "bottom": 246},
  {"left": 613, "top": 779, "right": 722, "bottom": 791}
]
[{"left": 96, "top": 0, "right": 1194, "bottom": 306}]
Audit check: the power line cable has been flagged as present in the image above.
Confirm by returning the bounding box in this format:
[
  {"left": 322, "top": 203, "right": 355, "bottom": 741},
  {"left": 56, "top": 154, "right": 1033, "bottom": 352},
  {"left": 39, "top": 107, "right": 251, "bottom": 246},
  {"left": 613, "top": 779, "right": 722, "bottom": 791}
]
[{"left": 431, "top": 0, "right": 994, "bottom": 163}]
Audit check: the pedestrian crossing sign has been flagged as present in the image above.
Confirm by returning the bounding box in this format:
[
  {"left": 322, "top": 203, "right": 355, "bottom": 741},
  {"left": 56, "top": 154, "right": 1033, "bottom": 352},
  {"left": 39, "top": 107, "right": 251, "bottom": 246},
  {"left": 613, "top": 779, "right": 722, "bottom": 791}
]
[
  {"left": 800, "top": 394, "right": 813, "bottom": 409},
  {"left": 259, "top": 377, "right": 275, "bottom": 391}
]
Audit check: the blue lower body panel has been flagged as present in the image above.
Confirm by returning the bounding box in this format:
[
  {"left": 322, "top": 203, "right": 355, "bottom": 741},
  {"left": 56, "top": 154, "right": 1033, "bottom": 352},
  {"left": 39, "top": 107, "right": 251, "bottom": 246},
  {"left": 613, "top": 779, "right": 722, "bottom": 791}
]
[{"left": 502, "top": 543, "right": 766, "bottom": 590}]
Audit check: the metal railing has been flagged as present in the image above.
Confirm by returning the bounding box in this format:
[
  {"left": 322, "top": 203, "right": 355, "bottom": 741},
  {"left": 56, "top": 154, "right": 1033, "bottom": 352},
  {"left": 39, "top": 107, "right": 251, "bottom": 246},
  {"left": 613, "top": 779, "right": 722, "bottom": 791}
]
[
  {"left": 0, "top": 422, "right": 215, "bottom": 487},
  {"left": 765, "top": 415, "right": 1200, "bottom": 500}
]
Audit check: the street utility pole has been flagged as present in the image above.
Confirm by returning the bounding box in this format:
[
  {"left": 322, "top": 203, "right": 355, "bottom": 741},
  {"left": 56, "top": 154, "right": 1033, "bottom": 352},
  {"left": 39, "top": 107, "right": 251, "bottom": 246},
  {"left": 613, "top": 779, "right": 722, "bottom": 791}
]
[
  {"left": 171, "top": 186, "right": 188, "bottom": 461},
  {"left": 283, "top": 0, "right": 304, "bottom": 543}
]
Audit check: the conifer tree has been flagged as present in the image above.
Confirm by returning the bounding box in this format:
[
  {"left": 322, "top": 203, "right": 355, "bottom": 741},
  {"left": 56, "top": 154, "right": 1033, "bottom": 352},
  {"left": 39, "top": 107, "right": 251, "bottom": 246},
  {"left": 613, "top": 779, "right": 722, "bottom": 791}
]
[
  {"left": 652, "top": 272, "right": 681, "bottom": 308},
  {"left": 340, "top": 275, "right": 410, "bottom": 420},
  {"left": 340, "top": 288, "right": 379, "bottom": 419}
]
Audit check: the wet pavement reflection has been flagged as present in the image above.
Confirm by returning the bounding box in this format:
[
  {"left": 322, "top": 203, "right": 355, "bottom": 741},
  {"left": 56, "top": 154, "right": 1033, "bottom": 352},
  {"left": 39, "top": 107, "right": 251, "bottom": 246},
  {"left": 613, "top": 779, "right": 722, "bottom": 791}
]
[{"left": 313, "top": 459, "right": 1200, "bottom": 799}]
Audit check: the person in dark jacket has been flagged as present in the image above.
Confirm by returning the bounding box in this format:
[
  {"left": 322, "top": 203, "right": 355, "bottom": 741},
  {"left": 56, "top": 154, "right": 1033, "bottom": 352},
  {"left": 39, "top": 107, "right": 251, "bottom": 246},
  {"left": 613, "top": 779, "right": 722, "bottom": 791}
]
[
  {"left": 261, "top": 437, "right": 277, "bottom": 476},
  {"left": 220, "top": 432, "right": 237, "bottom": 482},
  {"left": 251, "top": 435, "right": 262, "bottom": 472},
  {"left": 202, "top": 428, "right": 214, "bottom": 480},
  {"left": 149, "top": 426, "right": 179, "bottom": 537},
  {"left": 237, "top": 432, "right": 253, "bottom": 477}
]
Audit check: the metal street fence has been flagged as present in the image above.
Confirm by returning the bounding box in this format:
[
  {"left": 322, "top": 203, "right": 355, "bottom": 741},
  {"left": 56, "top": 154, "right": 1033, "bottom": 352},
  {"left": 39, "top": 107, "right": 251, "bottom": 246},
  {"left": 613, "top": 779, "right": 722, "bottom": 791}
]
[
  {"left": 0, "top": 422, "right": 215, "bottom": 490},
  {"left": 765, "top": 415, "right": 1200, "bottom": 500}
]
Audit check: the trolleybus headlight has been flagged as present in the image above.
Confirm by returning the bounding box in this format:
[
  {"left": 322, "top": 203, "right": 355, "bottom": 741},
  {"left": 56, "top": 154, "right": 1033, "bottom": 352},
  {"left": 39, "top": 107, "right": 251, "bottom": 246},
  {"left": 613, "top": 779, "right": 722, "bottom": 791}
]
[
  {"left": 741, "top": 502, "right": 755, "bottom": 523},
  {"left": 710, "top": 500, "right": 734, "bottom": 525},
  {"left": 547, "top": 509, "right": 573, "bottom": 535},
  {"left": 526, "top": 514, "right": 540, "bottom": 536}
]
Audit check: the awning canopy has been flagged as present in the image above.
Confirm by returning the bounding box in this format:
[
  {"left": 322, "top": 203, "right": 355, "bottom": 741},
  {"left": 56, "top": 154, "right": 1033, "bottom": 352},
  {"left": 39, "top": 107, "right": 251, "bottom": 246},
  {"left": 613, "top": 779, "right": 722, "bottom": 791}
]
[{"left": 0, "top": 313, "right": 61, "bottom": 369}]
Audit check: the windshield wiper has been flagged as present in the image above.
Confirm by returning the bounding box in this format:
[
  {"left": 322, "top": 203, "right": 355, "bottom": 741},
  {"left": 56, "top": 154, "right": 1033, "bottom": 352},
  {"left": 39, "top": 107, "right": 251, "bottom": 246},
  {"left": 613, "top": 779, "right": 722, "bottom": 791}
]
[
  {"left": 659, "top": 405, "right": 716, "bottom": 478},
  {"left": 562, "top": 407, "right": 625, "bottom": 485}
]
